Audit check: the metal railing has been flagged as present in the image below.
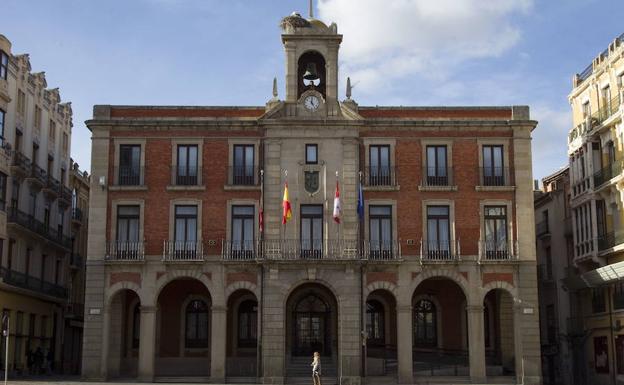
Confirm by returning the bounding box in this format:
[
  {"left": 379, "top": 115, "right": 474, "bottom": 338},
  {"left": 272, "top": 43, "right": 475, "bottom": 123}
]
[
  {"left": 227, "top": 166, "right": 259, "bottom": 186},
  {"left": 592, "top": 93, "right": 621, "bottom": 126},
  {"left": 0, "top": 266, "right": 67, "bottom": 298},
  {"left": 361, "top": 240, "right": 402, "bottom": 260},
  {"left": 478, "top": 167, "right": 513, "bottom": 186},
  {"left": 363, "top": 166, "right": 398, "bottom": 187},
  {"left": 115, "top": 166, "right": 145, "bottom": 186},
  {"left": 30, "top": 163, "right": 48, "bottom": 185},
  {"left": 421, "top": 167, "right": 454, "bottom": 187},
  {"left": 537, "top": 264, "right": 553, "bottom": 282},
  {"left": 71, "top": 207, "right": 83, "bottom": 223},
  {"left": 420, "top": 239, "right": 460, "bottom": 261},
  {"left": 106, "top": 241, "right": 145, "bottom": 261},
  {"left": 535, "top": 221, "right": 549, "bottom": 237},
  {"left": 577, "top": 63, "right": 593, "bottom": 85},
  {"left": 65, "top": 302, "right": 84, "bottom": 319},
  {"left": 11, "top": 150, "right": 31, "bottom": 173},
  {"left": 222, "top": 239, "right": 257, "bottom": 260},
  {"left": 172, "top": 165, "right": 201, "bottom": 186},
  {"left": 60, "top": 185, "right": 72, "bottom": 203},
  {"left": 478, "top": 240, "right": 517, "bottom": 261},
  {"left": 593, "top": 159, "right": 623, "bottom": 188},
  {"left": 597, "top": 231, "right": 617, "bottom": 251},
  {"left": 70, "top": 254, "right": 83, "bottom": 268},
  {"left": 7, "top": 207, "right": 72, "bottom": 248},
  {"left": 44, "top": 174, "right": 61, "bottom": 194},
  {"left": 162, "top": 240, "right": 204, "bottom": 261}
]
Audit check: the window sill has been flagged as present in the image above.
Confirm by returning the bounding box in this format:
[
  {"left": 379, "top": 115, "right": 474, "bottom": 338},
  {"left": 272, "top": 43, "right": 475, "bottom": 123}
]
[
  {"left": 166, "top": 185, "right": 206, "bottom": 192},
  {"left": 224, "top": 184, "right": 261, "bottom": 191},
  {"left": 418, "top": 185, "right": 458, "bottom": 192},
  {"left": 109, "top": 185, "right": 148, "bottom": 191},
  {"left": 363, "top": 185, "right": 400, "bottom": 192},
  {"left": 475, "top": 185, "right": 515, "bottom": 192}
]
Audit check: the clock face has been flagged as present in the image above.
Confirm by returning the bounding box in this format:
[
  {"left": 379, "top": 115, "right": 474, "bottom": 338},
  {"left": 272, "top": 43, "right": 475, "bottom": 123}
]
[{"left": 304, "top": 95, "right": 320, "bottom": 111}]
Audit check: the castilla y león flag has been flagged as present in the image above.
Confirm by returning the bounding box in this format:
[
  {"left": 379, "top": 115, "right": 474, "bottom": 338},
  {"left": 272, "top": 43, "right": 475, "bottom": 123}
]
[
  {"left": 282, "top": 182, "right": 292, "bottom": 224},
  {"left": 333, "top": 180, "right": 341, "bottom": 224}
]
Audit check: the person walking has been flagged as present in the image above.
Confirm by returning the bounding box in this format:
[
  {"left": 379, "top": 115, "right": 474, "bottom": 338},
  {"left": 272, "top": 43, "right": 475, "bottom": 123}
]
[{"left": 311, "top": 351, "right": 322, "bottom": 385}]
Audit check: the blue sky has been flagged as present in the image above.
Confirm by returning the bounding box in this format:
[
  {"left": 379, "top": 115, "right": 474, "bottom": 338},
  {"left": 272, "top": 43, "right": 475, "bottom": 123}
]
[{"left": 2, "top": 0, "right": 623, "bottom": 180}]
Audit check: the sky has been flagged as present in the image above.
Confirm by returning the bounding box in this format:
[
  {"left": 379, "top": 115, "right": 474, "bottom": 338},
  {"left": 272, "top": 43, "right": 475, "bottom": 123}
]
[{"left": 2, "top": 0, "right": 623, "bottom": 181}]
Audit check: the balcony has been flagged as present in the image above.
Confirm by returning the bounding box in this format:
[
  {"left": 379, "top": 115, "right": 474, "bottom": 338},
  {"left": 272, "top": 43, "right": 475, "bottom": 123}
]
[
  {"left": 105, "top": 241, "right": 145, "bottom": 261},
  {"left": 222, "top": 240, "right": 258, "bottom": 261},
  {"left": 591, "top": 93, "right": 621, "bottom": 127},
  {"left": 478, "top": 167, "right": 513, "bottom": 187},
  {"left": 71, "top": 208, "right": 83, "bottom": 227},
  {"left": 537, "top": 264, "right": 554, "bottom": 283},
  {"left": 7, "top": 207, "right": 72, "bottom": 249},
  {"left": 162, "top": 240, "right": 204, "bottom": 261},
  {"left": 64, "top": 302, "right": 84, "bottom": 320},
  {"left": 172, "top": 165, "right": 202, "bottom": 186},
  {"left": 597, "top": 231, "right": 624, "bottom": 252},
  {"left": 536, "top": 221, "right": 550, "bottom": 238},
  {"left": 42, "top": 175, "right": 61, "bottom": 200},
  {"left": 572, "top": 177, "right": 591, "bottom": 198},
  {"left": 26, "top": 163, "right": 48, "bottom": 190},
  {"left": 10, "top": 150, "right": 31, "bottom": 179},
  {"left": 59, "top": 185, "right": 72, "bottom": 207},
  {"left": 420, "top": 167, "right": 455, "bottom": 190},
  {"left": 363, "top": 166, "right": 398, "bottom": 188},
  {"left": 69, "top": 254, "right": 83, "bottom": 269},
  {"left": 478, "top": 240, "right": 517, "bottom": 261},
  {"left": 420, "top": 239, "right": 461, "bottom": 262},
  {"left": 227, "top": 166, "right": 259, "bottom": 187},
  {"left": 0, "top": 266, "right": 67, "bottom": 299},
  {"left": 114, "top": 166, "right": 145, "bottom": 186},
  {"left": 593, "top": 160, "right": 623, "bottom": 189}
]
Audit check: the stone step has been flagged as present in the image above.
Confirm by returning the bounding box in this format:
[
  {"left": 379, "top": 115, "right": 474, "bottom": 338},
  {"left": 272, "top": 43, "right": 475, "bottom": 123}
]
[{"left": 286, "top": 377, "right": 339, "bottom": 385}]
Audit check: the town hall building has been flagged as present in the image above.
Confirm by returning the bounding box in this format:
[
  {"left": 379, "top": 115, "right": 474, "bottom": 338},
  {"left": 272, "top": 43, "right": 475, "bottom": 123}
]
[{"left": 81, "top": 9, "right": 542, "bottom": 385}]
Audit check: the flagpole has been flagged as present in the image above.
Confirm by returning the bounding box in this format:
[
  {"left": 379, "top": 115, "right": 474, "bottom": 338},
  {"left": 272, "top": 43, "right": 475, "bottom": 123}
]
[{"left": 4, "top": 314, "right": 8, "bottom": 385}]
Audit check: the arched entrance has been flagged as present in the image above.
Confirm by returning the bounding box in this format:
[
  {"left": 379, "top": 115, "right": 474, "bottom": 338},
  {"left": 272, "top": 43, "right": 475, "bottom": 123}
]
[
  {"left": 484, "top": 289, "right": 516, "bottom": 378},
  {"left": 226, "top": 289, "right": 258, "bottom": 379},
  {"left": 107, "top": 289, "right": 140, "bottom": 379},
  {"left": 412, "top": 277, "right": 469, "bottom": 378},
  {"left": 365, "top": 289, "right": 397, "bottom": 377},
  {"left": 285, "top": 283, "right": 338, "bottom": 379},
  {"left": 155, "top": 278, "right": 211, "bottom": 378}
]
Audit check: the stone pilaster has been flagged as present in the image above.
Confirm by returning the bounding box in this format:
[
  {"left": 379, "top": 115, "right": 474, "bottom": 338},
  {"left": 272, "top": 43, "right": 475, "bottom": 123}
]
[
  {"left": 396, "top": 305, "right": 413, "bottom": 384},
  {"left": 466, "top": 305, "right": 486, "bottom": 383},
  {"left": 210, "top": 305, "right": 227, "bottom": 382},
  {"left": 138, "top": 306, "right": 157, "bottom": 382}
]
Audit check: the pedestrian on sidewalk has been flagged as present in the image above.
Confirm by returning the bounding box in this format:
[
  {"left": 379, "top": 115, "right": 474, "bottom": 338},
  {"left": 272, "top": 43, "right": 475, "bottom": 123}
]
[{"left": 311, "top": 351, "right": 322, "bottom": 385}]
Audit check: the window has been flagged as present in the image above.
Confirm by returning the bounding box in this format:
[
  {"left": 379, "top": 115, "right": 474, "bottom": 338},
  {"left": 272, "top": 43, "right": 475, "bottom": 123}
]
[
  {"left": 132, "top": 303, "right": 140, "bottom": 349},
  {"left": 369, "top": 205, "right": 392, "bottom": 259},
  {"left": 546, "top": 304, "right": 557, "bottom": 344},
  {"left": 174, "top": 205, "right": 198, "bottom": 256},
  {"left": 238, "top": 300, "right": 258, "bottom": 348},
  {"left": 482, "top": 145, "right": 505, "bottom": 186},
  {"left": 62, "top": 132, "right": 68, "bottom": 154},
  {"left": 48, "top": 119, "right": 56, "bottom": 142},
  {"left": 40, "top": 254, "right": 46, "bottom": 281},
  {"left": 593, "top": 288, "right": 606, "bottom": 313},
  {"left": 306, "top": 144, "right": 318, "bottom": 164},
  {"left": 582, "top": 101, "right": 591, "bottom": 119},
  {"left": 40, "top": 315, "right": 47, "bottom": 340},
  {"left": 233, "top": 145, "right": 255, "bottom": 185},
  {"left": 34, "top": 106, "right": 41, "bottom": 131},
  {"left": 366, "top": 300, "right": 385, "bottom": 346},
  {"left": 484, "top": 206, "right": 509, "bottom": 259},
  {"left": 231, "top": 205, "right": 254, "bottom": 258},
  {"left": 426, "top": 206, "right": 450, "bottom": 258},
  {"left": 0, "top": 173, "right": 7, "bottom": 211},
  {"left": 14, "top": 312, "right": 23, "bottom": 365},
  {"left": 617, "top": 335, "right": 624, "bottom": 375},
  {"left": 369, "top": 145, "right": 391, "bottom": 186},
  {"left": 300, "top": 205, "right": 323, "bottom": 258},
  {"left": 54, "top": 258, "right": 61, "bottom": 285},
  {"left": 426, "top": 145, "right": 448, "bottom": 186},
  {"left": 614, "top": 283, "right": 624, "bottom": 310},
  {"left": 595, "top": 336, "right": 609, "bottom": 374},
  {"left": 29, "top": 190, "right": 36, "bottom": 217},
  {"left": 17, "top": 90, "right": 25, "bottom": 116},
  {"left": 118, "top": 145, "right": 141, "bottom": 185},
  {"left": 43, "top": 204, "right": 50, "bottom": 229},
  {"left": 0, "top": 109, "right": 5, "bottom": 142},
  {"left": 185, "top": 299, "right": 209, "bottom": 348},
  {"left": 176, "top": 145, "right": 199, "bottom": 185},
  {"left": 116, "top": 205, "right": 140, "bottom": 248},
  {"left": 0, "top": 50, "right": 7, "bottom": 80},
  {"left": 413, "top": 299, "right": 437, "bottom": 347}
]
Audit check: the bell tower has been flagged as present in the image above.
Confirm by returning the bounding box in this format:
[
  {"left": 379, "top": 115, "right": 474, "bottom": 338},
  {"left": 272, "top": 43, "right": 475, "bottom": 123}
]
[{"left": 279, "top": 10, "right": 342, "bottom": 116}]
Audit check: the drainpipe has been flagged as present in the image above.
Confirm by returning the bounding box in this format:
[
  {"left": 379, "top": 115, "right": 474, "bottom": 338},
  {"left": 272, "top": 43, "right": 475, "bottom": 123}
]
[{"left": 609, "top": 285, "right": 616, "bottom": 385}]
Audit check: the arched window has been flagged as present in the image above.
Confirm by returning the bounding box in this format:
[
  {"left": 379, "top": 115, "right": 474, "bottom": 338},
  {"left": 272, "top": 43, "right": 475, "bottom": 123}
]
[
  {"left": 366, "top": 300, "right": 385, "bottom": 346},
  {"left": 238, "top": 300, "right": 258, "bottom": 348},
  {"left": 185, "top": 299, "right": 209, "bottom": 348},
  {"left": 132, "top": 303, "right": 140, "bottom": 349},
  {"left": 413, "top": 299, "right": 437, "bottom": 347}
]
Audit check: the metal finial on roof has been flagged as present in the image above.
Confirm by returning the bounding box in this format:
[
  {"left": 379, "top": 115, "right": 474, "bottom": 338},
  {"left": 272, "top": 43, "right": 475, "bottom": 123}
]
[
  {"left": 273, "top": 77, "right": 278, "bottom": 98},
  {"left": 309, "top": 0, "right": 314, "bottom": 18},
  {"left": 346, "top": 77, "right": 352, "bottom": 99}
]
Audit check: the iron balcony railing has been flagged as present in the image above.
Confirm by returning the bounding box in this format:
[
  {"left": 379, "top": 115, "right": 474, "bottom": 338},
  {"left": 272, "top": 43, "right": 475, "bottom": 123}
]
[
  {"left": 593, "top": 159, "right": 623, "bottom": 188},
  {"left": 162, "top": 240, "right": 204, "bottom": 261},
  {"left": 60, "top": 185, "right": 72, "bottom": 203},
  {"left": 363, "top": 166, "right": 398, "bottom": 187},
  {"left": 420, "top": 239, "right": 461, "bottom": 262},
  {"left": 227, "top": 166, "right": 259, "bottom": 186},
  {"left": 577, "top": 63, "right": 593, "bottom": 85},
  {"left": 478, "top": 240, "right": 517, "bottom": 261},
  {"left": 478, "top": 167, "right": 513, "bottom": 186},
  {"left": 71, "top": 207, "right": 83, "bottom": 223},
  {"left": 421, "top": 167, "right": 454, "bottom": 187},
  {"left": 106, "top": 241, "right": 145, "bottom": 261},
  {"left": 70, "top": 254, "right": 83, "bottom": 268},
  {"left": 535, "top": 221, "right": 550, "bottom": 237},
  {"left": 223, "top": 239, "right": 402, "bottom": 260},
  {"left": 30, "top": 163, "right": 48, "bottom": 186},
  {"left": 45, "top": 174, "right": 61, "bottom": 194},
  {"left": 64, "top": 302, "right": 85, "bottom": 319},
  {"left": 11, "top": 150, "right": 31, "bottom": 175},
  {"left": 0, "top": 266, "right": 67, "bottom": 299},
  {"left": 172, "top": 165, "right": 201, "bottom": 186},
  {"left": 7, "top": 207, "right": 72, "bottom": 249},
  {"left": 115, "top": 166, "right": 145, "bottom": 186},
  {"left": 597, "top": 231, "right": 620, "bottom": 251},
  {"left": 537, "top": 264, "right": 554, "bottom": 282},
  {"left": 591, "top": 93, "right": 621, "bottom": 126}
]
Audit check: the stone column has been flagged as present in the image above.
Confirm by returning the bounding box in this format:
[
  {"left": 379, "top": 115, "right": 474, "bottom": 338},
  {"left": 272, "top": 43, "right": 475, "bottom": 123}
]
[
  {"left": 99, "top": 306, "right": 111, "bottom": 380},
  {"left": 210, "top": 305, "right": 227, "bottom": 382},
  {"left": 396, "top": 305, "right": 413, "bottom": 384},
  {"left": 466, "top": 305, "right": 486, "bottom": 383},
  {"left": 138, "top": 306, "right": 157, "bottom": 382}
]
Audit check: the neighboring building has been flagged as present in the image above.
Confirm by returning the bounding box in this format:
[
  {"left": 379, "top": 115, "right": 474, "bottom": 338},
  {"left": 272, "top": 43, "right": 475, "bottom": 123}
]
[
  {"left": 534, "top": 167, "right": 576, "bottom": 385},
  {"left": 82, "top": 10, "right": 541, "bottom": 385},
  {"left": 0, "top": 34, "right": 83, "bottom": 375},
  {"left": 566, "top": 32, "right": 624, "bottom": 385}
]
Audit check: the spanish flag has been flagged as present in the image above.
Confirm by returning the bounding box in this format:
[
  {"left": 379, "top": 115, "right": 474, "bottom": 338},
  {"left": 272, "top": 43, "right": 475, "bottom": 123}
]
[{"left": 282, "top": 181, "right": 292, "bottom": 224}]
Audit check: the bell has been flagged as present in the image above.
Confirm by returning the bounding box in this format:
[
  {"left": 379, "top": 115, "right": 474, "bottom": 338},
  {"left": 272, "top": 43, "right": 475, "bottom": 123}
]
[{"left": 303, "top": 62, "right": 320, "bottom": 81}]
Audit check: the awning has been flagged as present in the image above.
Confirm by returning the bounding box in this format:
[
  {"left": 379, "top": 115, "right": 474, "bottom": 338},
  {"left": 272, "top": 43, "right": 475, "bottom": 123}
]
[{"left": 562, "top": 261, "right": 624, "bottom": 290}]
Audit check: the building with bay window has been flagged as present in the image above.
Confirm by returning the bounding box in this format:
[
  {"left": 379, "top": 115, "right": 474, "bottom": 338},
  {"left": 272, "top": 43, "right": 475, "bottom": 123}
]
[{"left": 82, "top": 9, "right": 541, "bottom": 385}]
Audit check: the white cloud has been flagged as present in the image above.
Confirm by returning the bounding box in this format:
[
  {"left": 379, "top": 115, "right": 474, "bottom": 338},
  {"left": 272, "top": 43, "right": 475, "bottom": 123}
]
[
  {"left": 318, "top": 0, "right": 533, "bottom": 93},
  {"left": 530, "top": 105, "right": 572, "bottom": 180}
]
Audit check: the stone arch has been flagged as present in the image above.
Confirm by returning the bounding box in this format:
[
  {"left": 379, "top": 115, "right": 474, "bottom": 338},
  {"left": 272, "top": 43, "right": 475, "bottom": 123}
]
[
  {"left": 402, "top": 268, "right": 470, "bottom": 304},
  {"left": 225, "top": 280, "right": 259, "bottom": 302},
  {"left": 282, "top": 278, "right": 343, "bottom": 309},
  {"left": 479, "top": 281, "right": 518, "bottom": 303},
  {"left": 364, "top": 280, "right": 398, "bottom": 299},
  {"left": 106, "top": 281, "right": 144, "bottom": 308},
  {"left": 154, "top": 269, "right": 222, "bottom": 306}
]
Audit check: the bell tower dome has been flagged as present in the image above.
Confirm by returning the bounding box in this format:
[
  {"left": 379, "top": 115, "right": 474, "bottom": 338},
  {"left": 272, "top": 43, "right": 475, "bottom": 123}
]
[{"left": 279, "top": 10, "right": 342, "bottom": 116}]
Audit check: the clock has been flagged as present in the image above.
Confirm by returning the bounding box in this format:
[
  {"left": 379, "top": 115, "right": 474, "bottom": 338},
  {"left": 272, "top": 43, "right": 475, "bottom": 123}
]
[{"left": 304, "top": 95, "right": 320, "bottom": 111}]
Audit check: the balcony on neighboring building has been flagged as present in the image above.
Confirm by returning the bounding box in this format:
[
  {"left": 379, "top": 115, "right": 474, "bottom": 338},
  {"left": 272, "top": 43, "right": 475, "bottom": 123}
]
[
  {"left": 69, "top": 253, "right": 83, "bottom": 269},
  {"left": 59, "top": 185, "right": 72, "bottom": 207},
  {"left": 172, "top": 165, "right": 202, "bottom": 186},
  {"left": 113, "top": 166, "right": 145, "bottom": 187},
  {"left": 105, "top": 240, "right": 145, "bottom": 261},
  {"left": 42, "top": 174, "right": 61, "bottom": 200},
  {"left": 26, "top": 163, "right": 48, "bottom": 190},
  {"left": 419, "top": 239, "right": 461, "bottom": 262},
  {"left": 363, "top": 166, "right": 398, "bottom": 188},
  {"left": 64, "top": 302, "right": 84, "bottom": 320},
  {"left": 0, "top": 266, "right": 67, "bottom": 299},
  {"left": 7, "top": 207, "right": 72, "bottom": 249},
  {"left": 597, "top": 231, "right": 624, "bottom": 252},
  {"left": 478, "top": 240, "right": 517, "bottom": 262},
  {"left": 591, "top": 93, "right": 621, "bottom": 128},
  {"left": 537, "top": 264, "right": 554, "bottom": 284},
  {"left": 162, "top": 240, "right": 204, "bottom": 262},
  {"left": 10, "top": 150, "right": 31, "bottom": 179},
  {"left": 536, "top": 220, "right": 550, "bottom": 238},
  {"left": 71, "top": 207, "right": 83, "bottom": 227},
  {"left": 420, "top": 167, "right": 456, "bottom": 190},
  {"left": 226, "top": 166, "right": 260, "bottom": 187},
  {"left": 593, "top": 159, "right": 623, "bottom": 189}
]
